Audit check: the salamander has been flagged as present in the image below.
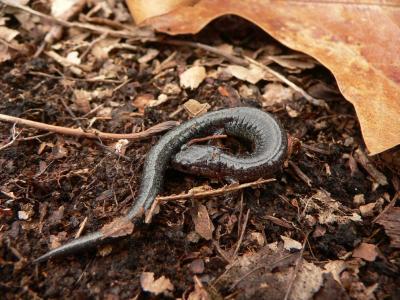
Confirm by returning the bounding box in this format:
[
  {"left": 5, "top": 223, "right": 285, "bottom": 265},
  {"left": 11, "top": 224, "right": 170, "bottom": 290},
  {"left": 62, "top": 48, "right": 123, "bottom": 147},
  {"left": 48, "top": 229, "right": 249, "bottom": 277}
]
[{"left": 34, "top": 107, "right": 287, "bottom": 263}]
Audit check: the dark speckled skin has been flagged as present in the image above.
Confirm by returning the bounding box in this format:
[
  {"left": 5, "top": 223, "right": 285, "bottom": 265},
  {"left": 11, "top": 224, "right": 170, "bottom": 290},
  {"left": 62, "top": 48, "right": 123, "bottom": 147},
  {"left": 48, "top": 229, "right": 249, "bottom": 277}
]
[{"left": 34, "top": 107, "right": 287, "bottom": 263}]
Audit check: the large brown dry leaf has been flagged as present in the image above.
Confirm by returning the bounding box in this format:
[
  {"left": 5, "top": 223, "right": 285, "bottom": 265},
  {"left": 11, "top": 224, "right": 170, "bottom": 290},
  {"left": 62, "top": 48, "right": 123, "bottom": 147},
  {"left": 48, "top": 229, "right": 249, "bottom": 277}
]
[{"left": 131, "top": 0, "right": 400, "bottom": 155}]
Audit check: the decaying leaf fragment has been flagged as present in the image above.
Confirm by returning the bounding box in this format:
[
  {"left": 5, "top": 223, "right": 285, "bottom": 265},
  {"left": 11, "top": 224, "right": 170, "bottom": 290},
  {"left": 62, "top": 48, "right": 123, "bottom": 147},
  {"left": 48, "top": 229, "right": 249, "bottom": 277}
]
[
  {"left": 0, "top": 24, "right": 24, "bottom": 62},
  {"left": 100, "top": 217, "right": 134, "bottom": 238},
  {"left": 352, "top": 243, "right": 378, "bottom": 262},
  {"left": 183, "top": 99, "right": 210, "bottom": 117},
  {"left": 137, "top": 0, "right": 400, "bottom": 155},
  {"left": 376, "top": 206, "right": 400, "bottom": 248},
  {"left": 191, "top": 203, "right": 214, "bottom": 240}
]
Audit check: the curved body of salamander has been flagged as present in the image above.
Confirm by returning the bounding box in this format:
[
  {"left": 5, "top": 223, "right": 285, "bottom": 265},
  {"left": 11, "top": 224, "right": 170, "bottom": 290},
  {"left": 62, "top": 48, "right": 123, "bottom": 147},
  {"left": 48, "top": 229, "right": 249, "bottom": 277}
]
[{"left": 34, "top": 107, "right": 287, "bottom": 263}]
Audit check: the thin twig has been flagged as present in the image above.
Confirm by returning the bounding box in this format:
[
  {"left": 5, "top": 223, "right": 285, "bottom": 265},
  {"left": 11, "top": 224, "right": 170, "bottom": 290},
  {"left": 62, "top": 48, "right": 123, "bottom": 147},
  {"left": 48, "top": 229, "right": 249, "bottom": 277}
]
[
  {"left": 158, "top": 39, "right": 247, "bottom": 66},
  {"left": 59, "top": 97, "right": 83, "bottom": 127},
  {"left": 237, "top": 192, "right": 244, "bottom": 237},
  {"left": 28, "top": 71, "right": 124, "bottom": 83},
  {"left": 187, "top": 134, "right": 227, "bottom": 146},
  {"left": 75, "top": 217, "right": 88, "bottom": 239},
  {"left": 1, "top": 1, "right": 152, "bottom": 40},
  {"left": 80, "top": 32, "right": 108, "bottom": 61},
  {"left": 17, "top": 132, "right": 53, "bottom": 141},
  {"left": 213, "top": 241, "right": 233, "bottom": 263},
  {"left": 159, "top": 178, "right": 274, "bottom": 202},
  {"left": 289, "top": 161, "right": 312, "bottom": 187},
  {"left": 233, "top": 209, "right": 250, "bottom": 257},
  {"left": 145, "top": 178, "right": 275, "bottom": 223},
  {"left": 0, "top": 113, "right": 178, "bottom": 140},
  {"left": 81, "top": 104, "right": 104, "bottom": 118},
  {"left": 283, "top": 232, "right": 309, "bottom": 300},
  {"left": 301, "top": 142, "right": 331, "bottom": 155}
]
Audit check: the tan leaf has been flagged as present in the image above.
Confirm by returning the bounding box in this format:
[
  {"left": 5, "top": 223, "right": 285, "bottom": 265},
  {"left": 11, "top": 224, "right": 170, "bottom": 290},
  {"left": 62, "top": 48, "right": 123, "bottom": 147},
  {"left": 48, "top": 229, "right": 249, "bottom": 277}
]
[
  {"left": 140, "top": 272, "right": 174, "bottom": 295},
  {"left": 0, "top": 26, "right": 19, "bottom": 42},
  {"left": 225, "top": 64, "right": 265, "bottom": 84},
  {"left": 353, "top": 194, "right": 365, "bottom": 206},
  {"left": 183, "top": 99, "right": 210, "bottom": 117},
  {"left": 91, "top": 38, "right": 121, "bottom": 60},
  {"left": 191, "top": 203, "right": 214, "bottom": 240},
  {"left": 141, "top": 0, "right": 400, "bottom": 155},
  {"left": 133, "top": 93, "right": 155, "bottom": 113},
  {"left": 359, "top": 202, "right": 376, "bottom": 217},
  {"left": 0, "top": 43, "right": 12, "bottom": 63},
  {"left": 179, "top": 66, "right": 206, "bottom": 89},
  {"left": 262, "top": 83, "right": 295, "bottom": 107},
  {"left": 281, "top": 235, "right": 302, "bottom": 251},
  {"left": 0, "top": 26, "right": 20, "bottom": 63},
  {"left": 352, "top": 243, "right": 378, "bottom": 262},
  {"left": 323, "top": 260, "right": 347, "bottom": 284}
]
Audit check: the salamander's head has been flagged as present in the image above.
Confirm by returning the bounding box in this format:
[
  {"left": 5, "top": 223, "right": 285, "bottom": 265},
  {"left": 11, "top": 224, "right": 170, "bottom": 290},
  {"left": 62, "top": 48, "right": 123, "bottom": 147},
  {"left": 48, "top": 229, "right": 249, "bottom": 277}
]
[
  {"left": 172, "top": 145, "right": 211, "bottom": 166},
  {"left": 171, "top": 145, "right": 221, "bottom": 176}
]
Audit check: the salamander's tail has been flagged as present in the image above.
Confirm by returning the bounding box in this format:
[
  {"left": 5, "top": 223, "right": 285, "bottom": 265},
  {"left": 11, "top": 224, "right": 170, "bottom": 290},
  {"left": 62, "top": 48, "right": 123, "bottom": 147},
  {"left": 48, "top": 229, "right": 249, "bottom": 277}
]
[{"left": 34, "top": 231, "right": 105, "bottom": 263}]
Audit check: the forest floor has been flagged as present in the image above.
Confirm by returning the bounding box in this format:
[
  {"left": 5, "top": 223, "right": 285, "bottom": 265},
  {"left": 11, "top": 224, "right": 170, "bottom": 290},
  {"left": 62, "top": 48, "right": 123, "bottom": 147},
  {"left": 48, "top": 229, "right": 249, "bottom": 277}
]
[{"left": 0, "top": 3, "right": 399, "bottom": 299}]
